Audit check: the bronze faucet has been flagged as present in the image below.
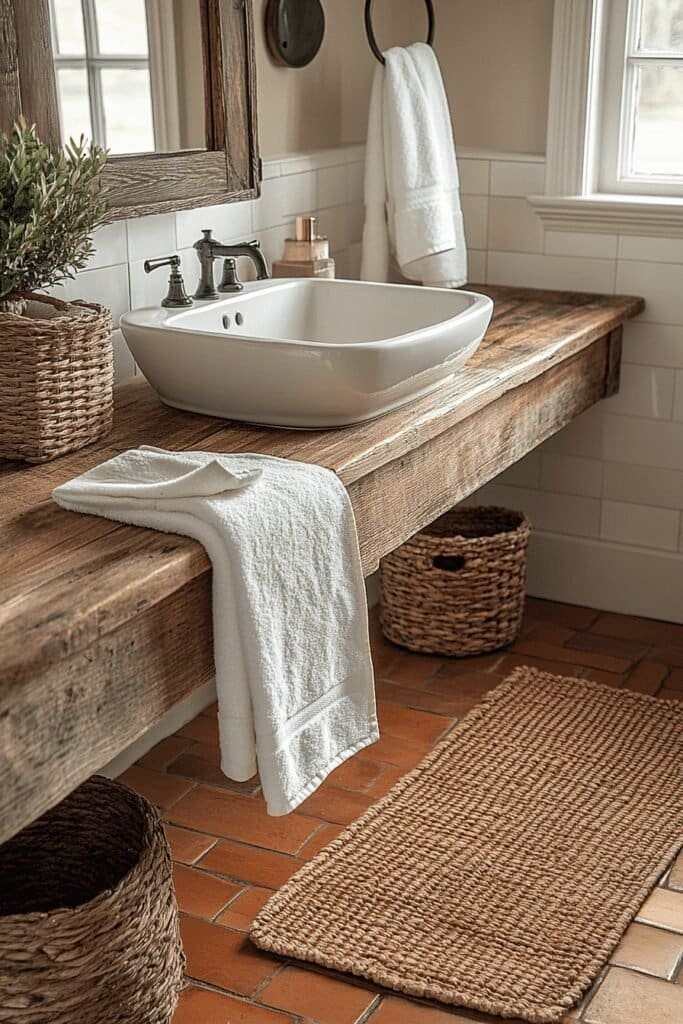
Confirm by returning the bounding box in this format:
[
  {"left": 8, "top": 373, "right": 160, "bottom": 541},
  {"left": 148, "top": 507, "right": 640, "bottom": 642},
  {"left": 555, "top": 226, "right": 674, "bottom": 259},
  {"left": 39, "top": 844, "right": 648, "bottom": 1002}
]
[
  {"left": 193, "top": 229, "right": 269, "bottom": 299},
  {"left": 143, "top": 255, "right": 192, "bottom": 307}
]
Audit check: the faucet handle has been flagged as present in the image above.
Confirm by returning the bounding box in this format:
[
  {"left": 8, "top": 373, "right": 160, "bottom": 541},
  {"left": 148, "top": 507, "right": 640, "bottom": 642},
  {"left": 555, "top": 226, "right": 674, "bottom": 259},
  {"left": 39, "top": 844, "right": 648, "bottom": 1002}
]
[
  {"left": 144, "top": 255, "right": 181, "bottom": 273},
  {"left": 144, "top": 255, "right": 192, "bottom": 308},
  {"left": 218, "top": 257, "right": 244, "bottom": 293}
]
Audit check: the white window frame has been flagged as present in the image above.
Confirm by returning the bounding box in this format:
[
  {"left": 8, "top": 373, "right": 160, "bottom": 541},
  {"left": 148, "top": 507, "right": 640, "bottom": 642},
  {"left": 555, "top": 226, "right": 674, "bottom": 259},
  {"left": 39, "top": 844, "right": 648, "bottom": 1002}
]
[
  {"left": 529, "top": 0, "right": 683, "bottom": 237},
  {"left": 600, "top": 0, "right": 683, "bottom": 196}
]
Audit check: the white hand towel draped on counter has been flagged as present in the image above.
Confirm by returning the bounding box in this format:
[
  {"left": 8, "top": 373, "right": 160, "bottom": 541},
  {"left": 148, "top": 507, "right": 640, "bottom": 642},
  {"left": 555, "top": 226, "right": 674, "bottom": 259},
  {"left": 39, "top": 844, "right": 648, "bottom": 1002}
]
[
  {"left": 361, "top": 42, "right": 467, "bottom": 288},
  {"left": 53, "top": 446, "right": 378, "bottom": 815}
]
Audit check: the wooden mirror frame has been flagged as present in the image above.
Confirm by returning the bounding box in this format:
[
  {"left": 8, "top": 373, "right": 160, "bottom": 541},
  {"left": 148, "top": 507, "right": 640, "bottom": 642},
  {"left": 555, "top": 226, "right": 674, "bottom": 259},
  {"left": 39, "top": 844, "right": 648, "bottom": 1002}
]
[{"left": 0, "top": 0, "right": 260, "bottom": 222}]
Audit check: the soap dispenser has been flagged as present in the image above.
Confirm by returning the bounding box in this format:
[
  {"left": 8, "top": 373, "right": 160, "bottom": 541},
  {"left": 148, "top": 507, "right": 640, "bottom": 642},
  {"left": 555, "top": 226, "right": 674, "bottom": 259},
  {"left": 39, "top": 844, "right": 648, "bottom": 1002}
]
[{"left": 272, "top": 216, "right": 335, "bottom": 278}]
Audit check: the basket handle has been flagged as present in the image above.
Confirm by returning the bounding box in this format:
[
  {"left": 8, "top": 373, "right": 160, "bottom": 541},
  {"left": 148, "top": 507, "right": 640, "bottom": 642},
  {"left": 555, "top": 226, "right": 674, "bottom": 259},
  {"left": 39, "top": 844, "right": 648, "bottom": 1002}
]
[{"left": 433, "top": 554, "right": 466, "bottom": 572}]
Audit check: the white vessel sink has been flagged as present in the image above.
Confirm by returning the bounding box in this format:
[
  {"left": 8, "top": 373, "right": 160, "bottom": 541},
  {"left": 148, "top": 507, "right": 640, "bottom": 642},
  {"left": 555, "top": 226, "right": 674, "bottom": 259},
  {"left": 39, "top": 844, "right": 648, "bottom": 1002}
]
[{"left": 120, "top": 278, "right": 493, "bottom": 428}]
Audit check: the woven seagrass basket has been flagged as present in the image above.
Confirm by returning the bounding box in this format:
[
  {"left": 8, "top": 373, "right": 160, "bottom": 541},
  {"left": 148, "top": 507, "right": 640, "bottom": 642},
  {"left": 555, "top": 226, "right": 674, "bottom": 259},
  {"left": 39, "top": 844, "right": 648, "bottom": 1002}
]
[
  {"left": 379, "top": 506, "right": 531, "bottom": 657},
  {"left": 0, "top": 775, "right": 185, "bottom": 1024},
  {"left": 0, "top": 292, "right": 113, "bottom": 464}
]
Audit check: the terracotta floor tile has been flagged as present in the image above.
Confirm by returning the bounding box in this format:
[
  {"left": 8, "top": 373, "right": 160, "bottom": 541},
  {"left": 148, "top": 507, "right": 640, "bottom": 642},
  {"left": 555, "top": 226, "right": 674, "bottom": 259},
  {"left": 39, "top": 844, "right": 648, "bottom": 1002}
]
[
  {"left": 139, "top": 735, "right": 193, "bottom": 771},
  {"left": 298, "top": 823, "right": 345, "bottom": 860},
  {"left": 327, "top": 756, "right": 386, "bottom": 793},
  {"left": 118, "top": 765, "right": 193, "bottom": 810},
  {"left": 590, "top": 612, "right": 683, "bottom": 650},
  {"left": 376, "top": 702, "right": 450, "bottom": 744},
  {"left": 666, "top": 667, "right": 683, "bottom": 691},
  {"left": 367, "top": 996, "right": 525, "bottom": 1023},
  {"left": 180, "top": 914, "right": 279, "bottom": 995},
  {"left": 496, "top": 653, "right": 584, "bottom": 679},
  {"left": 185, "top": 740, "right": 222, "bottom": 766},
  {"left": 174, "top": 985, "right": 296, "bottom": 1024},
  {"left": 623, "top": 661, "right": 670, "bottom": 695},
  {"left": 636, "top": 888, "right": 683, "bottom": 933},
  {"left": 198, "top": 839, "right": 301, "bottom": 889},
  {"left": 374, "top": 678, "right": 463, "bottom": 716},
  {"left": 200, "top": 701, "right": 219, "bottom": 717},
  {"left": 165, "top": 824, "right": 217, "bottom": 865},
  {"left": 583, "top": 966, "right": 683, "bottom": 1023},
  {"left": 168, "top": 750, "right": 233, "bottom": 786},
  {"left": 216, "top": 885, "right": 272, "bottom": 931},
  {"left": 357, "top": 732, "right": 432, "bottom": 769},
  {"left": 258, "top": 965, "right": 377, "bottom": 1024},
  {"left": 368, "top": 625, "right": 402, "bottom": 677},
  {"left": 172, "top": 863, "right": 242, "bottom": 919},
  {"left": 380, "top": 650, "right": 445, "bottom": 687},
  {"left": 370, "top": 610, "right": 403, "bottom": 659},
  {"left": 524, "top": 596, "right": 600, "bottom": 630},
  {"left": 109, "top": 597, "right": 683, "bottom": 1024},
  {"left": 295, "top": 784, "right": 373, "bottom": 825},
  {"left": 168, "top": 785, "right": 319, "bottom": 854},
  {"left": 524, "top": 621, "right": 576, "bottom": 646},
  {"left": 511, "top": 639, "right": 632, "bottom": 674},
  {"left": 169, "top": 749, "right": 260, "bottom": 795},
  {"left": 651, "top": 647, "right": 683, "bottom": 668},
  {"left": 580, "top": 668, "right": 627, "bottom": 687},
  {"left": 177, "top": 714, "right": 220, "bottom": 746},
  {"left": 610, "top": 922, "right": 683, "bottom": 978},
  {"left": 565, "top": 632, "right": 649, "bottom": 662},
  {"left": 424, "top": 669, "right": 501, "bottom": 710},
  {"left": 366, "top": 763, "right": 408, "bottom": 798},
  {"left": 668, "top": 850, "right": 683, "bottom": 891},
  {"left": 426, "top": 652, "right": 506, "bottom": 677},
  {"left": 371, "top": 646, "right": 401, "bottom": 677}
]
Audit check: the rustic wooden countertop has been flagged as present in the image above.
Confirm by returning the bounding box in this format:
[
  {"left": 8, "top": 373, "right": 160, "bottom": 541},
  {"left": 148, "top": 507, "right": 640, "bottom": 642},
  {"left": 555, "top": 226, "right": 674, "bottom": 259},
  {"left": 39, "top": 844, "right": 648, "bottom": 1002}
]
[{"left": 0, "top": 284, "right": 643, "bottom": 842}]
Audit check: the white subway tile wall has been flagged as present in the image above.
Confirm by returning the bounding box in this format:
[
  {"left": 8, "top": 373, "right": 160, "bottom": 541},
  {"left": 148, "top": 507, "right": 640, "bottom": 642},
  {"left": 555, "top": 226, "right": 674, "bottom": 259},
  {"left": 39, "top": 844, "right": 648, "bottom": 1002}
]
[
  {"left": 487, "top": 197, "right": 545, "bottom": 254},
  {"left": 458, "top": 152, "right": 683, "bottom": 620},
  {"left": 52, "top": 145, "right": 683, "bottom": 619},
  {"left": 49, "top": 145, "right": 369, "bottom": 379}
]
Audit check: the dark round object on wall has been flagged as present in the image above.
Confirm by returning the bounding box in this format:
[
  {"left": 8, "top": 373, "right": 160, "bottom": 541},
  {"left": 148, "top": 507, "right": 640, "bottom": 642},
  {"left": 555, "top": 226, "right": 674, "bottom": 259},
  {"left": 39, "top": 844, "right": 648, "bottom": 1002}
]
[{"left": 265, "top": 0, "right": 325, "bottom": 68}]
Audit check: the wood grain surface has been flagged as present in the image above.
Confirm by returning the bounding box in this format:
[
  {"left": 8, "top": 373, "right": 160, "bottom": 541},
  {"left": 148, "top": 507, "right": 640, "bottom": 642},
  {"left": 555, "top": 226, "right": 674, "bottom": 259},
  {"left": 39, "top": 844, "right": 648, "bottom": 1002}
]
[
  {"left": 0, "top": 0, "right": 261, "bottom": 220},
  {"left": 0, "top": 285, "right": 643, "bottom": 842}
]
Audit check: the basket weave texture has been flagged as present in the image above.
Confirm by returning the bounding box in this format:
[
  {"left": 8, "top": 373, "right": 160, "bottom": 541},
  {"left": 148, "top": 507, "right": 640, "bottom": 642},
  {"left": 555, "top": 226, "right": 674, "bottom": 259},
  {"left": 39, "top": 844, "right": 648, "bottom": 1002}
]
[
  {"left": 0, "top": 775, "right": 185, "bottom": 1024},
  {"left": 380, "top": 506, "right": 530, "bottom": 657},
  {"left": 0, "top": 292, "right": 113, "bottom": 463}
]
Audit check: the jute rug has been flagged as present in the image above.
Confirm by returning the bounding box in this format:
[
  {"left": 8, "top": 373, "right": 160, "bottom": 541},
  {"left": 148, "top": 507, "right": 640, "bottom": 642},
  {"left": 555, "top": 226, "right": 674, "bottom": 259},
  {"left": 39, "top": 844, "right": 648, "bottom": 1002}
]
[{"left": 251, "top": 667, "right": 682, "bottom": 1023}]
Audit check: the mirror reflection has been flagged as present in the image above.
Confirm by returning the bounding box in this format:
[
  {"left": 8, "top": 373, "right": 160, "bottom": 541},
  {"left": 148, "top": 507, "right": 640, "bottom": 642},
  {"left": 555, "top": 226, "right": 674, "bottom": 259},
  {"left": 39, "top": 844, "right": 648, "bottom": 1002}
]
[{"left": 49, "top": 0, "right": 207, "bottom": 155}]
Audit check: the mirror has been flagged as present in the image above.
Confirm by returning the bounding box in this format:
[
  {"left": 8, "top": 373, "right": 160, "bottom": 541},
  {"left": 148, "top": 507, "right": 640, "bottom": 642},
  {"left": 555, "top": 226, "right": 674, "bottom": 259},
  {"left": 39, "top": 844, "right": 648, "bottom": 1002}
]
[
  {"left": 49, "top": 0, "right": 206, "bottom": 155},
  {"left": 2, "top": 0, "right": 260, "bottom": 220}
]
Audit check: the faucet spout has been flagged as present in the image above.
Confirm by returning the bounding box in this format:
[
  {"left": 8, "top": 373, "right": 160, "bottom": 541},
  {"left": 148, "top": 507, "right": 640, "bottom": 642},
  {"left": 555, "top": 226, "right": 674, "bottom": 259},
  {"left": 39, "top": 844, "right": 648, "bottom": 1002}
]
[
  {"left": 193, "top": 230, "right": 269, "bottom": 300},
  {"left": 215, "top": 241, "right": 269, "bottom": 281}
]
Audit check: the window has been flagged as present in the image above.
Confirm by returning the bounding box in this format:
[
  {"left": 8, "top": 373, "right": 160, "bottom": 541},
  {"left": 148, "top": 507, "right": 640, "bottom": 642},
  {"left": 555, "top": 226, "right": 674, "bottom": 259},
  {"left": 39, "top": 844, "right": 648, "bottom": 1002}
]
[
  {"left": 50, "top": 0, "right": 155, "bottom": 154},
  {"left": 531, "top": 0, "right": 683, "bottom": 235},
  {"left": 598, "top": 0, "right": 683, "bottom": 196}
]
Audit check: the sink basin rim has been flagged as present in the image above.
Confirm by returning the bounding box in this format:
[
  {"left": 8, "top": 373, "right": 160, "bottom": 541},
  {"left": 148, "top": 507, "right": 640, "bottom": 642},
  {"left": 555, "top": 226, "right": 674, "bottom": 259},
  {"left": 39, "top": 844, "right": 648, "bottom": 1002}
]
[{"left": 121, "top": 278, "right": 493, "bottom": 352}]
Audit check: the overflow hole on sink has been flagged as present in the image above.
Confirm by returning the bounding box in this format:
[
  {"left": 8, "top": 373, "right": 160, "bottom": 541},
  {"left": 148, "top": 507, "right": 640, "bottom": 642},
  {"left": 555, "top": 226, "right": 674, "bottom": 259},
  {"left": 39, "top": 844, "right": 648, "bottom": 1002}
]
[
  {"left": 222, "top": 314, "right": 231, "bottom": 329},
  {"left": 235, "top": 312, "right": 244, "bottom": 326}
]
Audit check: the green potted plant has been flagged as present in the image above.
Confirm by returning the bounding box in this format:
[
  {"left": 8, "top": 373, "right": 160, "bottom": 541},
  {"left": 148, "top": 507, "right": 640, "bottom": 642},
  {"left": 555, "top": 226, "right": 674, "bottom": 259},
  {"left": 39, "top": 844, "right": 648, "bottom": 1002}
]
[{"left": 0, "top": 119, "right": 111, "bottom": 463}]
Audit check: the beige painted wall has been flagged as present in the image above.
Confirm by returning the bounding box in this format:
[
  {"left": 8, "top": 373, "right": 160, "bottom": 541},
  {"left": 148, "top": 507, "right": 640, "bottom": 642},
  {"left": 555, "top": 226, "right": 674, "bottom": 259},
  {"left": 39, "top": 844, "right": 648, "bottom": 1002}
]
[
  {"left": 254, "top": 0, "right": 381, "bottom": 155},
  {"left": 433, "top": 0, "right": 554, "bottom": 155},
  {"left": 255, "top": 0, "right": 554, "bottom": 158}
]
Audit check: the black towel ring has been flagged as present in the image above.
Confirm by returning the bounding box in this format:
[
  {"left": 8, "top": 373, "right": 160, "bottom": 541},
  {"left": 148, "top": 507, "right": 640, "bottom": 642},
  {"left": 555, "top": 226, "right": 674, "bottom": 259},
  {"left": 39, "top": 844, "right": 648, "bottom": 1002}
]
[{"left": 364, "top": 0, "right": 435, "bottom": 65}]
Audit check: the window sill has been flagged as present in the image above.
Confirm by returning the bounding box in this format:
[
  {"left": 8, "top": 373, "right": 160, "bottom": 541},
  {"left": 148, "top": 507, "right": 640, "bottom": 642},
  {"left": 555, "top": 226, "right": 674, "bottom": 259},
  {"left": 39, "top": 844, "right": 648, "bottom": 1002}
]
[{"left": 527, "top": 193, "right": 683, "bottom": 238}]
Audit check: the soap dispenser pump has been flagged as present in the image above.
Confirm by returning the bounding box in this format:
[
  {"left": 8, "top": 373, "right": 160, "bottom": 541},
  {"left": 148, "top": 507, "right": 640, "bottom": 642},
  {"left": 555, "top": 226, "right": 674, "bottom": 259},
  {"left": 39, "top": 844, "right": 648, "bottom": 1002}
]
[{"left": 272, "top": 216, "right": 335, "bottom": 278}]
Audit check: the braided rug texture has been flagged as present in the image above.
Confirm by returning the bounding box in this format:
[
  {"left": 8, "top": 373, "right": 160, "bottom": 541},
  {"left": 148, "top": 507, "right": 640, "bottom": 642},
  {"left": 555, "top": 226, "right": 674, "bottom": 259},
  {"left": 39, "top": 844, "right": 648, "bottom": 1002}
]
[{"left": 251, "top": 667, "right": 682, "bottom": 1023}]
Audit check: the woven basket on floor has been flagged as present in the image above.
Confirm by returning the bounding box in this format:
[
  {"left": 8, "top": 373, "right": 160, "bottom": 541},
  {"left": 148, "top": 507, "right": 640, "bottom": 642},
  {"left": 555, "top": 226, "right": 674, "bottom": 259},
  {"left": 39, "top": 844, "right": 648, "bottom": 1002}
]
[
  {"left": 0, "top": 775, "right": 185, "bottom": 1024},
  {"left": 0, "top": 292, "right": 113, "bottom": 463},
  {"left": 379, "top": 506, "right": 530, "bottom": 657}
]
